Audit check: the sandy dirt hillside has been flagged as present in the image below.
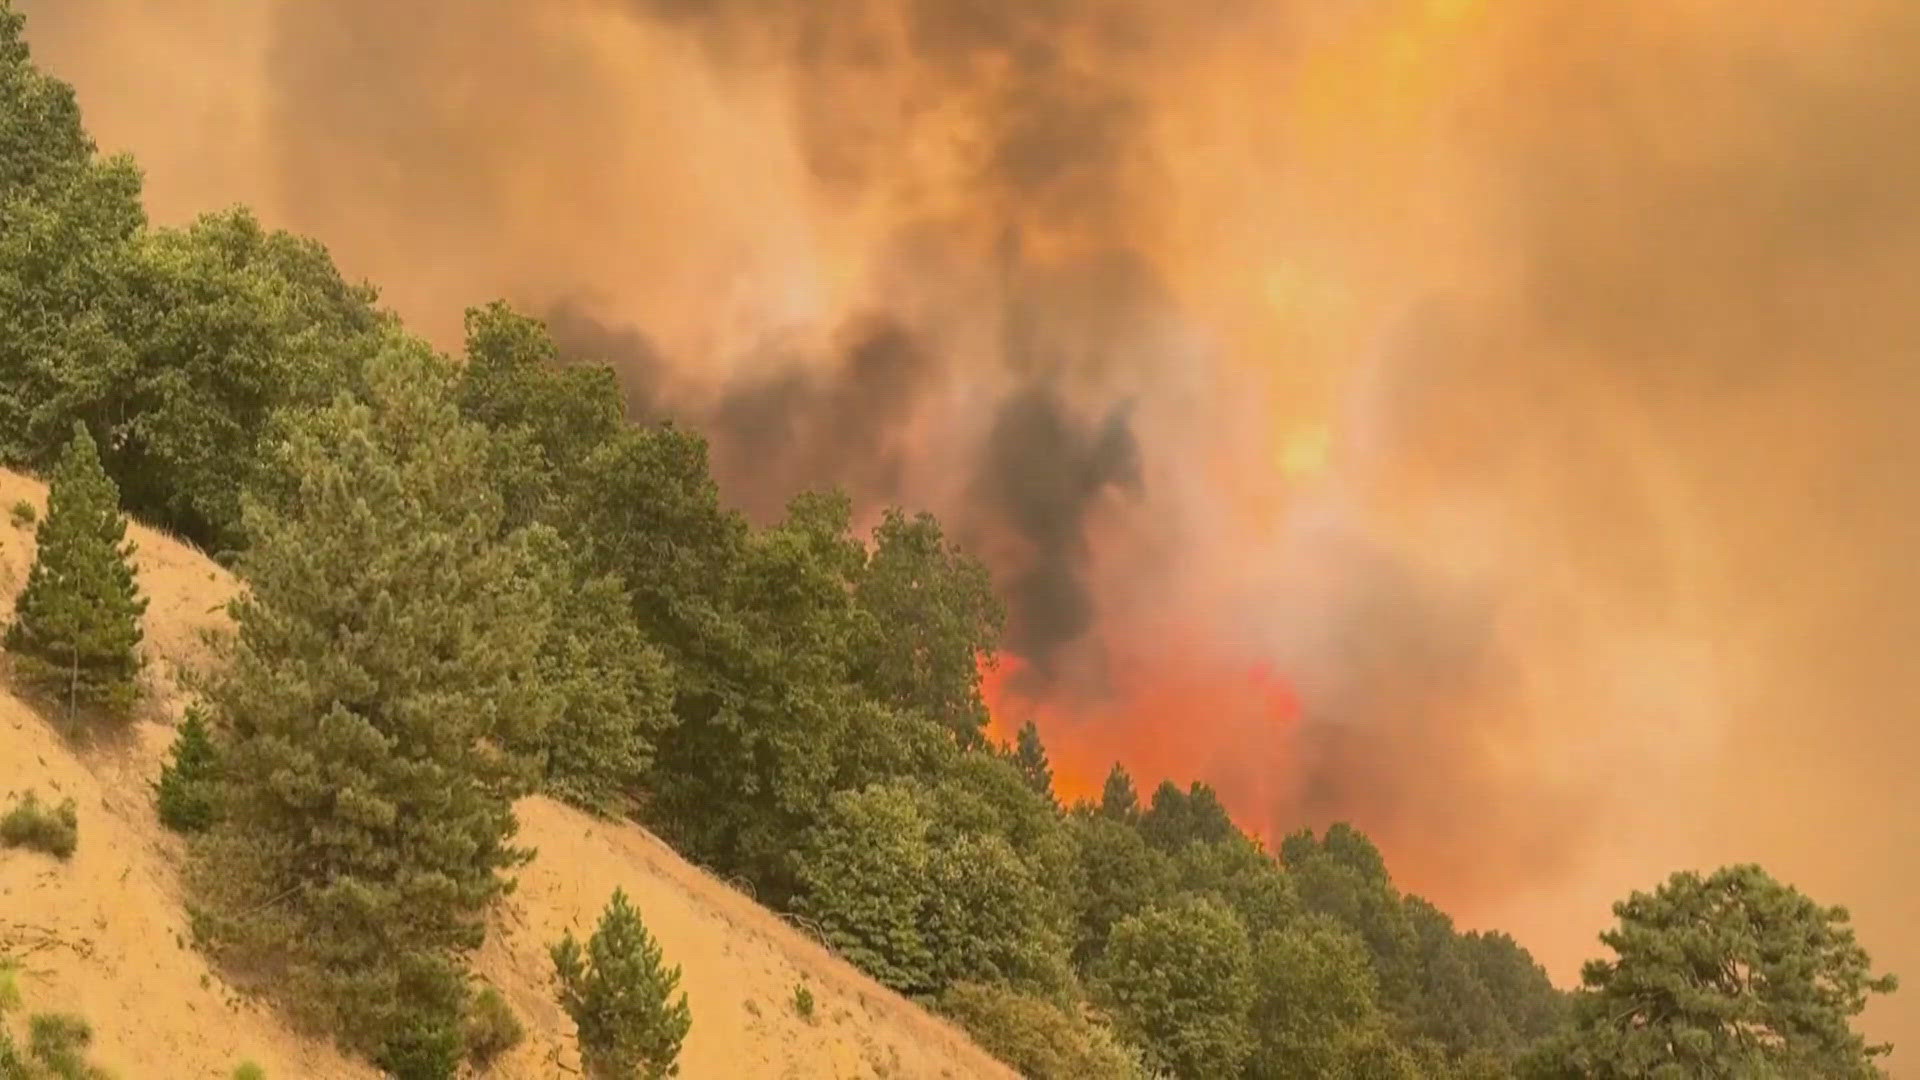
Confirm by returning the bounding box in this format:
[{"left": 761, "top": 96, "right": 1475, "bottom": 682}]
[{"left": 0, "top": 468, "right": 1017, "bottom": 1079}]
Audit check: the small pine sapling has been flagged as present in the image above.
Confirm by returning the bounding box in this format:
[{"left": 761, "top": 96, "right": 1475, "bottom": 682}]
[{"left": 552, "top": 888, "right": 692, "bottom": 1079}]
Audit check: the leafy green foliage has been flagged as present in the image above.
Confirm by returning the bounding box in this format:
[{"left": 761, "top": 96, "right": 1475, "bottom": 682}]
[
  {"left": 794, "top": 783, "right": 934, "bottom": 993},
  {"left": 1246, "top": 914, "right": 1405, "bottom": 1080},
  {"left": 456, "top": 300, "right": 624, "bottom": 533},
  {"left": 0, "top": 5, "right": 145, "bottom": 472},
  {"left": 4, "top": 424, "right": 146, "bottom": 717},
  {"left": 646, "top": 490, "right": 877, "bottom": 896},
  {"left": 0, "top": 1029, "right": 23, "bottom": 1080},
  {"left": 552, "top": 888, "right": 692, "bottom": 1080},
  {"left": 464, "top": 986, "right": 524, "bottom": 1070},
  {"left": 0, "top": 15, "right": 379, "bottom": 552},
  {"left": 923, "top": 831, "right": 1070, "bottom": 994},
  {"left": 1069, "top": 811, "right": 1170, "bottom": 963},
  {"left": 155, "top": 706, "right": 220, "bottom": 833},
  {"left": 790, "top": 983, "right": 814, "bottom": 1022},
  {"left": 185, "top": 342, "right": 553, "bottom": 1074},
  {"left": 1524, "top": 864, "right": 1899, "bottom": 1079},
  {"left": 536, "top": 571, "right": 676, "bottom": 815},
  {"left": 8, "top": 500, "right": 31, "bottom": 527},
  {"left": 0, "top": 791, "right": 76, "bottom": 859},
  {"left": 1175, "top": 836, "right": 1300, "bottom": 940},
  {"left": 939, "top": 982, "right": 1149, "bottom": 1080},
  {"left": 230, "top": 1064, "right": 266, "bottom": 1080},
  {"left": 1097, "top": 894, "right": 1256, "bottom": 1080},
  {"left": 851, "top": 508, "right": 1002, "bottom": 748},
  {"left": 104, "top": 209, "right": 387, "bottom": 550}
]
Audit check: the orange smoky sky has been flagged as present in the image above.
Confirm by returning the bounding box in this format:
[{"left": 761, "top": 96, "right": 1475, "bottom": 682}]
[{"left": 20, "top": 0, "right": 1920, "bottom": 1061}]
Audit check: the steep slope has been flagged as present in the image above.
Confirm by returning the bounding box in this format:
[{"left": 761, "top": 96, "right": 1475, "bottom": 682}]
[{"left": 0, "top": 468, "right": 1015, "bottom": 1079}]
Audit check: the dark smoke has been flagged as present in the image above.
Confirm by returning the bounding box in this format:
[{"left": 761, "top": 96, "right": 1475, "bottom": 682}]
[
  {"left": 529, "top": 0, "right": 1209, "bottom": 669},
  {"left": 704, "top": 318, "right": 932, "bottom": 521},
  {"left": 969, "top": 387, "right": 1141, "bottom": 679},
  {"left": 545, "top": 301, "right": 935, "bottom": 522},
  {"left": 622, "top": 0, "right": 1194, "bottom": 232},
  {"left": 546, "top": 287, "right": 1143, "bottom": 672},
  {"left": 543, "top": 299, "right": 669, "bottom": 421}
]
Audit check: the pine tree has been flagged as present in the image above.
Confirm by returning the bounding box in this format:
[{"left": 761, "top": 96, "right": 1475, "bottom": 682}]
[
  {"left": 154, "top": 706, "right": 220, "bottom": 833},
  {"left": 1100, "top": 763, "right": 1139, "bottom": 821},
  {"left": 4, "top": 423, "right": 147, "bottom": 718},
  {"left": 1013, "top": 720, "right": 1055, "bottom": 800},
  {"left": 553, "top": 888, "right": 693, "bottom": 1080},
  {"left": 186, "top": 341, "right": 556, "bottom": 1075}
]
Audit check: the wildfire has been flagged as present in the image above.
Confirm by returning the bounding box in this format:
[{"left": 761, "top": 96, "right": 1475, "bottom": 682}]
[{"left": 980, "top": 648, "right": 1303, "bottom": 848}]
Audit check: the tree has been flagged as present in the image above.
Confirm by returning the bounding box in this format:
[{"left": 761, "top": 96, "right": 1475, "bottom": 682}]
[
  {"left": 4, "top": 423, "right": 147, "bottom": 717},
  {"left": 645, "top": 491, "right": 866, "bottom": 888},
  {"left": 537, "top": 571, "right": 676, "bottom": 815},
  {"left": 1175, "top": 836, "right": 1301, "bottom": 939},
  {"left": 1070, "top": 811, "right": 1171, "bottom": 963},
  {"left": 154, "top": 706, "right": 220, "bottom": 833},
  {"left": 1099, "top": 762, "right": 1139, "bottom": 821},
  {"left": 552, "top": 888, "right": 692, "bottom": 1080},
  {"left": 1097, "top": 894, "right": 1256, "bottom": 1079},
  {"left": 1524, "top": 864, "right": 1899, "bottom": 1079},
  {"left": 0, "top": 2, "right": 146, "bottom": 469},
  {"left": 850, "top": 508, "right": 1002, "bottom": 747},
  {"left": 920, "top": 752, "right": 1080, "bottom": 949},
  {"left": 1012, "top": 720, "right": 1054, "bottom": 799},
  {"left": 1138, "top": 780, "right": 1237, "bottom": 852},
  {"left": 1246, "top": 914, "right": 1409, "bottom": 1080},
  {"left": 793, "top": 783, "right": 935, "bottom": 994},
  {"left": 107, "top": 208, "right": 389, "bottom": 549},
  {"left": 922, "top": 831, "right": 1071, "bottom": 994},
  {"left": 1457, "top": 930, "right": 1567, "bottom": 1047},
  {"left": 1282, "top": 824, "right": 1422, "bottom": 1019},
  {"left": 186, "top": 341, "right": 555, "bottom": 1074},
  {"left": 456, "top": 300, "right": 624, "bottom": 533}
]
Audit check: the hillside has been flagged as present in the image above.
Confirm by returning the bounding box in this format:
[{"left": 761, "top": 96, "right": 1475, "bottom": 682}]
[{"left": 0, "top": 467, "right": 1015, "bottom": 1079}]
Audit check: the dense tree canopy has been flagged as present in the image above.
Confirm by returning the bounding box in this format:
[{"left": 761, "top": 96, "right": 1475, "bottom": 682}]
[{"left": 1099, "top": 894, "right": 1257, "bottom": 1079}]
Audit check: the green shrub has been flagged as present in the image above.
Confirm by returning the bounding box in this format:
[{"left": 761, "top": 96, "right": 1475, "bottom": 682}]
[
  {"left": 553, "top": 888, "right": 691, "bottom": 1079},
  {"left": 154, "top": 708, "right": 220, "bottom": 833},
  {"left": 0, "top": 791, "right": 78, "bottom": 859},
  {"left": 791, "top": 983, "right": 814, "bottom": 1022},
  {"left": 939, "top": 982, "right": 1149, "bottom": 1080},
  {"left": 29, "top": 1012, "right": 103, "bottom": 1079},
  {"left": 464, "top": 986, "right": 524, "bottom": 1069},
  {"left": 8, "top": 501, "right": 33, "bottom": 527},
  {"left": 231, "top": 1063, "right": 267, "bottom": 1080}
]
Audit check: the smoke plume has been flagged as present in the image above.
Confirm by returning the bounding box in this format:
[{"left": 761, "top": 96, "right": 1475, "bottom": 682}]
[{"left": 21, "top": 0, "right": 1920, "bottom": 1060}]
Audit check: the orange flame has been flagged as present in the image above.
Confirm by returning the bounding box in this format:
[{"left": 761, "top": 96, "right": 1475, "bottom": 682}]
[{"left": 980, "top": 648, "right": 1303, "bottom": 848}]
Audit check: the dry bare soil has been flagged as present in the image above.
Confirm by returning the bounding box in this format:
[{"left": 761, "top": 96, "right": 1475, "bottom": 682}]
[{"left": 0, "top": 469, "right": 1016, "bottom": 1079}]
